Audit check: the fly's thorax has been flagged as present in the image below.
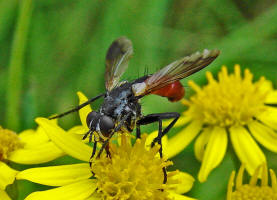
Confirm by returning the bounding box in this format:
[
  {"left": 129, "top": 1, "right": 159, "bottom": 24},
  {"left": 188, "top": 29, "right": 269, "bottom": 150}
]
[
  {"left": 100, "top": 82, "right": 136, "bottom": 118},
  {"left": 95, "top": 82, "right": 142, "bottom": 137}
]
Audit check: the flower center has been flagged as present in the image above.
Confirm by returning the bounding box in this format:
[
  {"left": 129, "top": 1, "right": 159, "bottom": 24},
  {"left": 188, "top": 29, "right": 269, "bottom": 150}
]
[
  {"left": 91, "top": 134, "right": 176, "bottom": 200},
  {"left": 0, "top": 126, "right": 23, "bottom": 161},
  {"left": 184, "top": 65, "right": 270, "bottom": 127},
  {"left": 231, "top": 185, "right": 277, "bottom": 200}
]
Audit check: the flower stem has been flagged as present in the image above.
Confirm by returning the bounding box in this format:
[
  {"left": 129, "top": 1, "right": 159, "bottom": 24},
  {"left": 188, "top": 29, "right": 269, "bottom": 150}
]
[{"left": 5, "top": 0, "right": 33, "bottom": 131}]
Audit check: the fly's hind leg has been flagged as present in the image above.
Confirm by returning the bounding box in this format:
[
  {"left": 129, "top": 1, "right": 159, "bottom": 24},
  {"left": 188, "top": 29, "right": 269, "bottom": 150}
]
[
  {"left": 89, "top": 136, "right": 97, "bottom": 176},
  {"left": 136, "top": 112, "right": 180, "bottom": 184}
]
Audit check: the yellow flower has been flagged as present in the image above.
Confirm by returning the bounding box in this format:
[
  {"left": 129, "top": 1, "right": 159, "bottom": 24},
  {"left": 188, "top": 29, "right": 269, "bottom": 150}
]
[
  {"left": 0, "top": 125, "right": 64, "bottom": 200},
  {"left": 164, "top": 65, "right": 277, "bottom": 182},
  {"left": 227, "top": 163, "right": 277, "bottom": 200},
  {"left": 17, "top": 118, "right": 196, "bottom": 200}
]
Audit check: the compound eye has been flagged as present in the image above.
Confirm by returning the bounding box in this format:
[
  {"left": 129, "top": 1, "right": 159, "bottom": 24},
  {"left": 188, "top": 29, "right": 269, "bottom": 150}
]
[
  {"left": 86, "top": 111, "right": 99, "bottom": 128},
  {"left": 99, "top": 116, "right": 114, "bottom": 137}
]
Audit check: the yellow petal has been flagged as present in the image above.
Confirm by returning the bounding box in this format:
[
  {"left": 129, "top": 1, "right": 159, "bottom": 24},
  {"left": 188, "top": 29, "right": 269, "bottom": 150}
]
[
  {"left": 67, "top": 126, "right": 95, "bottom": 144},
  {"left": 236, "top": 164, "right": 245, "bottom": 188},
  {"left": 166, "top": 121, "right": 202, "bottom": 158},
  {"left": 25, "top": 179, "right": 97, "bottom": 200},
  {"left": 168, "top": 171, "right": 194, "bottom": 194},
  {"left": 198, "top": 126, "right": 227, "bottom": 182},
  {"left": 68, "top": 126, "right": 87, "bottom": 135},
  {"left": 265, "top": 91, "right": 277, "bottom": 103},
  {"left": 18, "top": 127, "right": 49, "bottom": 148},
  {"left": 0, "top": 189, "right": 11, "bottom": 200},
  {"left": 35, "top": 118, "right": 92, "bottom": 162},
  {"left": 168, "top": 192, "right": 196, "bottom": 200},
  {"left": 145, "top": 131, "right": 168, "bottom": 157},
  {"left": 77, "top": 91, "right": 92, "bottom": 130},
  {"left": 256, "top": 107, "right": 277, "bottom": 130},
  {"left": 16, "top": 163, "right": 92, "bottom": 186},
  {"left": 194, "top": 127, "right": 212, "bottom": 161},
  {"left": 84, "top": 193, "right": 101, "bottom": 200},
  {"left": 18, "top": 120, "right": 58, "bottom": 148},
  {"left": 230, "top": 126, "right": 266, "bottom": 175},
  {"left": 270, "top": 169, "right": 277, "bottom": 192},
  {"left": 249, "top": 164, "right": 260, "bottom": 186},
  {"left": 145, "top": 131, "right": 158, "bottom": 147},
  {"left": 163, "top": 115, "right": 191, "bottom": 128},
  {"left": 249, "top": 121, "right": 277, "bottom": 152},
  {"left": 0, "top": 162, "right": 17, "bottom": 190},
  {"left": 8, "top": 142, "right": 64, "bottom": 164},
  {"left": 226, "top": 171, "right": 235, "bottom": 200},
  {"left": 188, "top": 80, "right": 201, "bottom": 93}
]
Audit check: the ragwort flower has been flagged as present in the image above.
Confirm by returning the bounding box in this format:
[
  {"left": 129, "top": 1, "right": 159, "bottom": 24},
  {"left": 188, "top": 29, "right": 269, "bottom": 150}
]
[
  {"left": 164, "top": 65, "right": 277, "bottom": 182},
  {"left": 0, "top": 124, "right": 64, "bottom": 200},
  {"left": 17, "top": 118, "right": 195, "bottom": 200},
  {"left": 227, "top": 164, "right": 277, "bottom": 200}
]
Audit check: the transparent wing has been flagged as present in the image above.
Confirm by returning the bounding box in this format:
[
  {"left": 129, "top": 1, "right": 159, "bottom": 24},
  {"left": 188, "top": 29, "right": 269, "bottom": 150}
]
[
  {"left": 132, "top": 49, "right": 220, "bottom": 96},
  {"left": 105, "top": 36, "right": 133, "bottom": 91}
]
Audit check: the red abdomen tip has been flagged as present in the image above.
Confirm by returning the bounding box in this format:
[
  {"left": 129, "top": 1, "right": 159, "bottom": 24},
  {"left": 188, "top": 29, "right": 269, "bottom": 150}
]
[{"left": 152, "top": 81, "right": 185, "bottom": 102}]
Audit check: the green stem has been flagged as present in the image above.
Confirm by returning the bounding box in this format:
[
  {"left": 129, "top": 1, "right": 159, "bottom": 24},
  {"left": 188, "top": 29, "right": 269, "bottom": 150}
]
[
  {"left": 5, "top": 0, "right": 33, "bottom": 131},
  {"left": 227, "top": 128, "right": 240, "bottom": 172}
]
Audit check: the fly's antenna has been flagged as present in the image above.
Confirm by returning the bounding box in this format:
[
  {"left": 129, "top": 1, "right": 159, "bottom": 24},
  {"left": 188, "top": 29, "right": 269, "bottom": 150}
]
[{"left": 49, "top": 93, "right": 105, "bottom": 120}]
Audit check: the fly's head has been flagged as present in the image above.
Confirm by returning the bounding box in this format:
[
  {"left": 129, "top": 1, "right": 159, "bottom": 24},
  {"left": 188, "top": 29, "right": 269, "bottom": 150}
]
[{"left": 86, "top": 111, "right": 115, "bottom": 139}]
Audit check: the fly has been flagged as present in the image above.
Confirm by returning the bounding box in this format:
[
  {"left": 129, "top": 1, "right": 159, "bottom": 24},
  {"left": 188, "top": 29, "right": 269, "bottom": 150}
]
[{"left": 50, "top": 36, "right": 220, "bottom": 183}]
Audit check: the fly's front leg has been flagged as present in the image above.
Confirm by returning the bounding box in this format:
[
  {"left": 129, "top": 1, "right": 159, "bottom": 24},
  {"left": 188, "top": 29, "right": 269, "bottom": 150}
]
[
  {"left": 83, "top": 128, "right": 97, "bottom": 166},
  {"left": 96, "top": 113, "right": 132, "bottom": 159},
  {"left": 90, "top": 136, "right": 110, "bottom": 175},
  {"left": 89, "top": 138, "right": 97, "bottom": 176},
  {"left": 136, "top": 112, "right": 180, "bottom": 183},
  {"left": 90, "top": 139, "right": 97, "bottom": 162}
]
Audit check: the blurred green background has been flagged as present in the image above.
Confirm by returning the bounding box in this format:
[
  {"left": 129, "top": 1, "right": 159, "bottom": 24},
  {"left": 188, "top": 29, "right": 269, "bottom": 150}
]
[{"left": 1, "top": 0, "right": 277, "bottom": 199}]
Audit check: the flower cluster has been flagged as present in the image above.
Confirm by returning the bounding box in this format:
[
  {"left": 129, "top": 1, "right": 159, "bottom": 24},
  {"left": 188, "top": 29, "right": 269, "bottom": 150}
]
[
  {"left": 1, "top": 64, "right": 277, "bottom": 200},
  {"left": 164, "top": 65, "right": 277, "bottom": 182},
  {"left": 17, "top": 118, "right": 194, "bottom": 200},
  {"left": 227, "top": 164, "right": 277, "bottom": 200},
  {"left": 0, "top": 124, "right": 64, "bottom": 199}
]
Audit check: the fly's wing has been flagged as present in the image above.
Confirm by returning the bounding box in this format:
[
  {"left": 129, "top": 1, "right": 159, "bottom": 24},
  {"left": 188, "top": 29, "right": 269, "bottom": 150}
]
[
  {"left": 132, "top": 49, "right": 220, "bottom": 97},
  {"left": 105, "top": 36, "right": 133, "bottom": 91}
]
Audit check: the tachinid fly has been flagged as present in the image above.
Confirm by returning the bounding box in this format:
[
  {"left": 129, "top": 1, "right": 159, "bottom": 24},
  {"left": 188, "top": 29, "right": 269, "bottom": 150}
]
[{"left": 50, "top": 37, "right": 220, "bottom": 183}]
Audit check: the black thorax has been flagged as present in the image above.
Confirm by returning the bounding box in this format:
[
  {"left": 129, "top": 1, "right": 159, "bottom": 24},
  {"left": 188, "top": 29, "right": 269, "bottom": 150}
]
[{"left": 99, "top": 82, "right": 141, "bottom": 132}]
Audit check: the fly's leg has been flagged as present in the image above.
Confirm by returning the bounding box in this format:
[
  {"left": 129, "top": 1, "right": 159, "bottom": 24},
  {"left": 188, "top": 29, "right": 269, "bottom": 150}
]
[
  {"left": 136, "top": 126, "right": 141, "bottom": 139},
  {"left": 105, "top": 143, "right": 111, "bottom": 158},
  {"left": 82, "top": 129, "right": 91, "bottom": 140},
  {"left": 96, "top": 113, "right": 132, "bottom": 159},
  {"left": 150, "top": 113, "right": 180, "bottom": 147},
  {"left": 96, "top": 138, "right": 111, "bottom": 158},
  {"left": 83, "top": 129, "right": 97, "bottom": 175},
  {"left": 136, "top": 112, "right": 180, "bottom": 184},
  {"left": 89, "top": 139, "right": 97, "bottom": 176},
  {"left": 136, "top": 112, "right": 180, "bottom": 146},
  {"left": 83, "top": 129, "right": 96, "bottom": 160}
]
